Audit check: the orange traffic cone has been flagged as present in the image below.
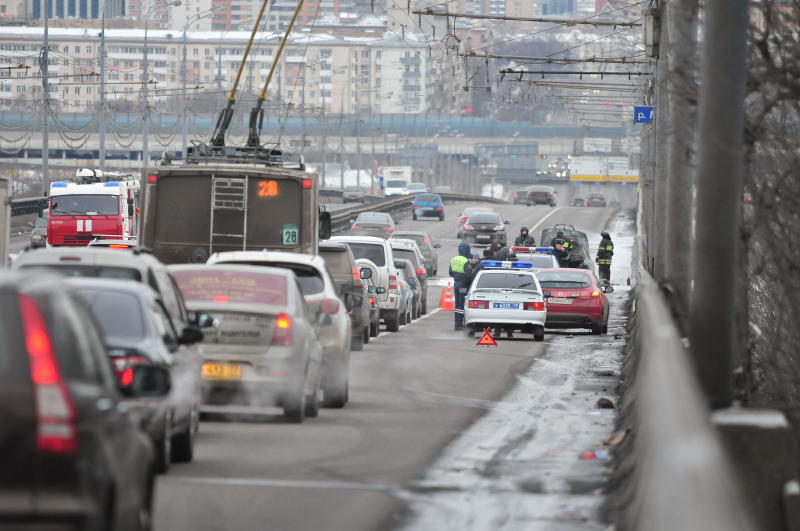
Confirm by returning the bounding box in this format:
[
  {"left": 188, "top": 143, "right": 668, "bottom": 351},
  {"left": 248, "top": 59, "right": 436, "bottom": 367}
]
[{"left": 439, "top": 282, "right": 455, "bottom": 311}]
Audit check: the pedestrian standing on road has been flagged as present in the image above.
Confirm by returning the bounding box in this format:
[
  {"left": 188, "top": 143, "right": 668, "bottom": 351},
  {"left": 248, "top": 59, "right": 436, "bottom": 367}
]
[
  {"left": 514, "top": 226, "right": 536, "bottom": 247},
  {"left": 491, "top": 242, "right": 509, "bottom": 261},
  {"left": 552, "top": 239, "right": 571, "bottom": 268},
  {"left": 596, "top": 231, "right": 614, "bottom": 284},
  {"left": 449, "top": 242, "right": 474, "bottom": 331}
]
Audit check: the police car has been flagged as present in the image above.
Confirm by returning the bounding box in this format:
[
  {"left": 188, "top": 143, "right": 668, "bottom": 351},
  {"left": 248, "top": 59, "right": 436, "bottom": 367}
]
[
  {"left": 464, "top": 261, "right": 547, "bottom": 341},
  {"left": 509, "top": 246, "right": 560, "bottom": 270}
]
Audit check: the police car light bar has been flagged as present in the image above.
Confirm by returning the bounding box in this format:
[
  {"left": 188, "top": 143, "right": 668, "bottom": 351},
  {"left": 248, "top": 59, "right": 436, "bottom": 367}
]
[
  {"left": 510, "top": 246, "right": 554, "bottom": 253},
  {"left": 481, "top": 260, "right": 534, "bottom": 269}
]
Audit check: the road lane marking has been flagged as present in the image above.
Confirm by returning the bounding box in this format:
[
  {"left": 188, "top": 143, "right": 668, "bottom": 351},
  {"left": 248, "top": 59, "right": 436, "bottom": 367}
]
[
  {"left": 166, "top": 476, "right": 395, "bottom": 492},
  {"left": 374, "top": 308, "right": 442, "bottom": 340}
]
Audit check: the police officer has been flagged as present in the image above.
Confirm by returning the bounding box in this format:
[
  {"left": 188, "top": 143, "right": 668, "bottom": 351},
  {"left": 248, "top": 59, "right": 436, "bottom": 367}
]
[
  {"left": 549, "top": 230, "right": 573, "bottom": 251},
  {"left": 449, "top": 242, "right": 477, "bottom": 331},
  {"left": 596, "top": 231, "right": 614, "bottom": 284},
  {"left": 552, "top": 238, "right": 571, "bottom": 268},
  {"left": 514, "top": 226, "right": 536, "bottom": 246}
]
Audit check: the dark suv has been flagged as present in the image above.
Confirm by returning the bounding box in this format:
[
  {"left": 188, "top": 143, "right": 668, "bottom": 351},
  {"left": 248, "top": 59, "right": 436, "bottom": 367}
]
[
  {"left": 0, "top": 271, "right": 170, "bottom": 529},
  {"left": 526, "top": 186, "right": 557, "bottom": 207},
  {"left": 319, "top": 240, "right": 371, "bottom": 350}
]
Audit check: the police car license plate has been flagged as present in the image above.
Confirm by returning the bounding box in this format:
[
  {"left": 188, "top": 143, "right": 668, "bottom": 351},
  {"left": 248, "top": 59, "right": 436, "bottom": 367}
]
[
  {"left": 548, "top": 297, "right": 573, "bottom": 305},
  {"left": 492, "top": 303, "right": 519, "bottom": 310}
]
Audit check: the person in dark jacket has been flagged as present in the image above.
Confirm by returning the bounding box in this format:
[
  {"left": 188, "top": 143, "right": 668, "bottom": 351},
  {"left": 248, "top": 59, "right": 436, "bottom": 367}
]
[
  {"left": 449, "top": 241, "right": 476, "bottom": 330},
  {"left": 596, "top": 231, "right": 614, "bottom": 283},
  {"left": 552, "top": 239, "right": 572, "bottom": 268},
  {"left": 490, "top": 242, "right": 509, "bottom": 261},
  {"left": 514, "top": 226, "right": 536, "bottom": 246}
]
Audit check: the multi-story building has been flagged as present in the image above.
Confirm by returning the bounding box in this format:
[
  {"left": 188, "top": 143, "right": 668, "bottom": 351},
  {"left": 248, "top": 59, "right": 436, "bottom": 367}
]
[
  {"left": 538, "top": 0, "right": 576, "bottom": 15},
  {"left": 29, "top": 0, "right": 124, "bottom": 18},
  {"left": 0, "top": 25, "right": 465, "bottom": 115},
  {"left": 1, "top": 0, "right": 26, "bottom": 19}
]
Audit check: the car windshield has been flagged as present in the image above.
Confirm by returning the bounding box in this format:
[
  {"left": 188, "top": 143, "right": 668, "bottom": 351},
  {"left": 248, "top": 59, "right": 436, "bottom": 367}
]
[
  {"left": 386, "top": 180, "right": 407, "bottom": 188},
  {"left": 34, "top": 217, "right": 47, "bottom": 228},
  {"left": 51, "top": 194, "right": 118, "bottom": 216},
  {"left": 467, "top": 213, "right": 502, "bottom": 224},
  {"left": 516, "top": 255, "right": 557, "bottom": 268},
  {"left": 463, "top": 208, "right": 491, "bottom": 216},
  {"left": 536, "top": 271, "right": 591, "bottom": 289},
  {"left": 319, "top": 249, "right": 352, "bottom": 275},
  {"left": 414, "top": 194, "right": 440, "bottom": 203},
  {"left": 222, "top": 262, "right": 323, "bottom": 296},
  {"left": 171, "top": 269, "right": 289, "bottom": 306},
  {"left": 76, "top": 289, "right": 147, "bottom": 343},
  {"left": 21, "top": 264, "right": 141, "bottom": 281},
  {"left": 345, "top": 186, "right": 363, "bottom": 192},
  {"left": 408, "top": 183, "right": 426, "bottom": 190},
  {"left": 346, "top": 242, "right": 386, "bottom": 267},
  {"left": 394, "top": 234, "right": 426, "bottom": 247},
  {"left": 356, "top": 213, "right": 392, "bottom": 224},
  {"left": 392, "top": 248, "right": 420, "bottom": 268},
  {"left": 476, "top": 272, "right": 538, "bottom": 291}
]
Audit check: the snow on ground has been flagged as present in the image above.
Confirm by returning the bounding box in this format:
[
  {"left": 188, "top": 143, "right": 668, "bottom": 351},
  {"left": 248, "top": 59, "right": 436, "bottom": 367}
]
[{"left": 400, "top": 212, "right": 635, "bottom": 531}]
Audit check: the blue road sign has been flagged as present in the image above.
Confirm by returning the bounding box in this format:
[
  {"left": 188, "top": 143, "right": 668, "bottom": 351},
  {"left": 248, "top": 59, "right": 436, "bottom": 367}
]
[{"left": 634, "top": 106, "right": 655, "bottom": 124}]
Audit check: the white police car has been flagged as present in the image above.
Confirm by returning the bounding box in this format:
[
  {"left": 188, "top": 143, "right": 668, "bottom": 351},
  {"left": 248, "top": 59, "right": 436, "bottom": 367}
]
[
  {"left": 464, "top": 261, "right": 547, "bottom": 341},
  {"left": 509, "top": 247, "right": 559, "bottom": 270}
]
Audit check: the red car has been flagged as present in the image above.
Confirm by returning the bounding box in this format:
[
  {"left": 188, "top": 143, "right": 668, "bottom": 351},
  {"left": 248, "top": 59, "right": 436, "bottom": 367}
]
[{"left": 535, "top": 268, "right": 611, "bottom": 334}]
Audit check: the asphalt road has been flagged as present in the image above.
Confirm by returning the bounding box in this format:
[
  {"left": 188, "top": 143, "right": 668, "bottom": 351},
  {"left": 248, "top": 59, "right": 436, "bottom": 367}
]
[{"left": 152, "top": 198, "right": 620, "bottom": 531}]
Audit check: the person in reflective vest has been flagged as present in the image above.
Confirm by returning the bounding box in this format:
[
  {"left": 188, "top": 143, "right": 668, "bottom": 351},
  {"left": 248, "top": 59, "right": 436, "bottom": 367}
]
[
  {"left": 596, "top": 231, "right": 614, "bottom": 283},
  {"left": 449, "top": 241, "right": 476, "bottom": 331},
  {"left": 550, "top": 230, "right": 574, "bottom": 251}
]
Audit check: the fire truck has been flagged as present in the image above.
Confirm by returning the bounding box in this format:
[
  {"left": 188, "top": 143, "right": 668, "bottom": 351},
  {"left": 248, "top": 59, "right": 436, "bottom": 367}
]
[{"left": 47, "top": 169, "right": 140, "bottom": 246}]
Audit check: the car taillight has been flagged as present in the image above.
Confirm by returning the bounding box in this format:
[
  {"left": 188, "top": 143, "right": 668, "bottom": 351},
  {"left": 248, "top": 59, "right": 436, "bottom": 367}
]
[
  {"left": 524, "top": 302, "right": 545, "bottom": 311},
  {"left": 321, "top": 298, "right": 340, "bottom": 315},
  {"left": 436, "top": 206, "right": 443, "bottom": 210},
  {"left": 111, "top": 354, "right": 150, "bottom": 386},
  {"left": 468, "top": 300, "right": 489, "bottom": 309},
  {"left": 463, "top": 225, "right": 474, "bottom": 230},
  {"left": 423, "top": 236, "right": 430, "bottom": 245},
  {"left": 385, "top": 226, "right": 395, "bottom": 232},
  {"left": 147, "top": 174, "right": 157, "bottom": 183},
  {"left": 302, "top": 178, "right": 313, "bottom": 190},
  {"left": 514, "top": 193, "right": 519, "bottom": 198},
  {"left": 352, "top": 266, "right": 361, "bottom": 280},
  {"left": 459, "top": 217, "right": 467, "bottom": 224},
  {"left": 351, "top": 224, "right": 361, "bottom": 230},
  {"left": 546, "top": 193, "right": 553, "bottom": 197},
  {"left": 494, "top": 225, "right": 505, "bottom": 230},
  {"left": 413, "top": 205, "right": 421, "bottom": 209},
  {"left": 416, "top": 267, "right": 425, "bottom": 276},
  {"left": 271, "top": 313, "right": 293, "bottom": 346},
  {"left": 369, "top": 296, "right": 375, "bottom": 305},
  {"left": 19, "top": 294, "right": 78, "bottom": 454},
  {"left": 569, "top": 202, "right": 575, "bottom": 206},
  {"left": 389, "top": 275, "right": 398, "bottom": 290}
]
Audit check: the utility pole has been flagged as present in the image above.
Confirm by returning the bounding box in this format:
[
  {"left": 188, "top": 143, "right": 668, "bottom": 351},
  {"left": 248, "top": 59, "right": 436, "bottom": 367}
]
[
  {"left": 689, "top": 0, "right": 748, "bottom": 408},
  {"left": 181, "top": 25, "right": 188, "bottom": 160},
  {"left": 40, "top": 0, "right": 49, "bottom": 195},
  {"left": 320, "top": 106, "right": 326, "bottom": 185},
  {"left": 142, "top": 14, "right": 150, "bottom": 172},
  {"left": 98, "top": 0, "right": 107, "bottom": 171}
]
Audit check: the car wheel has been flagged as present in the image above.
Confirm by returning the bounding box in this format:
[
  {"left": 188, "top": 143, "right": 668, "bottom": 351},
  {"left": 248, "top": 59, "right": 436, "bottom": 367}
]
[
  {"left": 304, "top": 379, "right": 320, "bottom": 418},
  {"left": 412, "top": 214, "right": 417, "bottom": 221},
  {"left": 601, "top": 325, "right": 608, "bottom": 334},
  {"left": 170, "top": 414, "right": 194, "bottom": 463},
  {"left": 439, "top": 214, "right": 444, "bottom": 221},
  {"left": 363, "top": 325, "right": 370, "bottom": 344},
  {"left": 526, "top": 202, "right": 531, "bottom": 207},
  {"left": 421, "top": 300, "right": 427, "bottom": 315},
  {"left": 386, "top": 311, "right": 400, "bottom": 332},
  {"left": 155, "top": 416, "right": 171, "bottom": 474},
  {"left": 399, "top": 309, "right": 407, "bottom": 325},
  {"left": 591, "top": 324, "right": 603, "bottom": 335},
  {"left": 351, "top": 330, "right": 364, "bottom": 351},
  {"left": 322, "top": 381, "right": 348, "bottom": 408},
  {"left": 283, "top": 392, "right": 306, "bottom": 423},
  {"left": 533, "top": 332, "right": 545, "bottom": 341},
  {"left": 370, "top": 320, "right": 380, "bottom": 337},
  {"left": 467, "top": 327, "right": 476, "bottom": 338}
]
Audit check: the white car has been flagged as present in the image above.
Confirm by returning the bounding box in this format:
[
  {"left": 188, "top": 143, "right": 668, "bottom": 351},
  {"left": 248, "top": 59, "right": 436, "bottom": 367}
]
[
  {"left": 508, "top": 247, "right": 560, "bottom": 270},
  {"left": 207, "top": 251, "right": 353, "bottom": 408},
  {"left": 384, "top": 179, "right": 409, "bottom": 196},
  {"left": 406, "top": 182, "right": 429, "bottom": 194},
  {"left": 331, "top": 236, "right": 404, "bottom": 332},
  {"left": 464, "top": 261, "right": 547, "bottom": 341}
]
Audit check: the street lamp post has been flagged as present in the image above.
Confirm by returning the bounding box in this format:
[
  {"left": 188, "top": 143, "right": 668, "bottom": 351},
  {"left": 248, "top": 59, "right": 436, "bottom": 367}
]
[{"left": 142, "top": 0, "right": 181, "bottom": 172}]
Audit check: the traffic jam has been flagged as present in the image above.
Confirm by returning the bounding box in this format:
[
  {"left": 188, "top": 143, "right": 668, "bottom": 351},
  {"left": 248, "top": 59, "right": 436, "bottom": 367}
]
[{"left": 0, "top": 161, "right": 619, "bottom": 528}]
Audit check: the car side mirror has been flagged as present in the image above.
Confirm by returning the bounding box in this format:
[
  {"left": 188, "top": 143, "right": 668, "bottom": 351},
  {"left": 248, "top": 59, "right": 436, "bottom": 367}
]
[
  {"left": 344, "top": 292, "right": 363, "bottom": 311},
  {"left": 359, "top": 267, "right": 372, "bottom": 279},
  {"left": 316, "top": 312, "right": 332, "bottom": 327},
  {"left": 179, "top": 326, "right": 204, "bottom": 345},
  {"left": 127, "top": 198, "right": 135, "bottom": 217},
  {"left": 376, "top": 287, "right": 387, "bottom": 294},
  {"left": 122, "top": 365, "right": 171, "bottom": 397},
  {"left": 394, "top": 261, "right": 407, "bottom": 269},
  {"left": 603, "top": 285, "right": 614, "bottom": 293},
  {"left": 319, "top": 211, "right": 332, "bottom": 240},
  {"left": 542, "top": 290, "right": 551, "bottom": 297},
  {"left": 367, "top": 285, "right": 377, "bottom": 293},
  {"left": 504, "top": 220, "right": 511, "bottom": 225},
  {"left": 194, "top": 312, "right": 217, "bottom": 328},
  {"left": 433, "top": 243, "right": 442, "bottom": 249}
]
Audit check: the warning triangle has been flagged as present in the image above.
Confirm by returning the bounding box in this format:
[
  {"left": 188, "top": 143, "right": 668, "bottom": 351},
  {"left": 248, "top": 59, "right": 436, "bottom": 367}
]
[{"left": 476, "top": 328, "right": 498, "bottom": 346}]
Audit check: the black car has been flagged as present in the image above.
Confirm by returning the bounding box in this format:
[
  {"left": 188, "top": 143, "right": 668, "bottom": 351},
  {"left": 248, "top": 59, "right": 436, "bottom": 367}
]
[
  {"left": 571, "top": 197, "right": 587, "bottom": 207},
  {"left": 70, "top": 277, "right": 204, "bottom": 473},
  {"left": 587, "top": 193, "right": 607, "bottom": 207},
  {"left": 462, "top": 212, "right": 509, "bottom": 246},
  {"left": 511, "top": 190, "right": 529, "bottom": 204},
  {"left": 526, "top": 186, "right": 557, "bottom": 207},
  {"left": 0, "top": 271, "right": 170, "bottom": 529}
]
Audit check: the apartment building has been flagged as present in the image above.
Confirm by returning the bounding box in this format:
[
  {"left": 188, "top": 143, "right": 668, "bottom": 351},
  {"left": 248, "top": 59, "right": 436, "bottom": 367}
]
[{"left": 0, "top": 25, "right": 466, "bottom": 114}]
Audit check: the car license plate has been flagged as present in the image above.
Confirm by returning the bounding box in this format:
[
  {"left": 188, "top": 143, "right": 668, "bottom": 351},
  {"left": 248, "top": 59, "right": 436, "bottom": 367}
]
[
  {"left": 492, "top": 303, "right": 520, "bottom": 310},
  {"left": 548, "top": 297, "right": 573, "bottom": 305},
  {"left": 477, "top": 234, "right": 490, "bottom": 240},
  {"left": 201, "top": 363, "right": 243, "bottom": 380}
]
